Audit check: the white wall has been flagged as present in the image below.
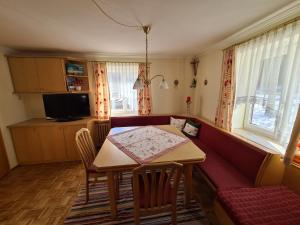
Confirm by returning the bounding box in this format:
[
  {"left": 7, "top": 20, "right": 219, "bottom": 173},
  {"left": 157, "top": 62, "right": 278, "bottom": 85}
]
[
  {"left": 197, "top": 50, "right": 223, "bottom": 121},
  {"left": 150, "top": 58, "right": 185, "bottom": 114},
  {"left": 183, "top": 50, "right": 223, "bottom": 122},
  {"left": 0, "top": 48, "right": 28, "bottom": 168}
]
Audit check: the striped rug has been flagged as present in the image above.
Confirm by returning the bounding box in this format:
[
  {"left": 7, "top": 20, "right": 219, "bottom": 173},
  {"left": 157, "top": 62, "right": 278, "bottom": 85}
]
[{"left": 64, "top": 174, "right": 210, "bottom": 225}]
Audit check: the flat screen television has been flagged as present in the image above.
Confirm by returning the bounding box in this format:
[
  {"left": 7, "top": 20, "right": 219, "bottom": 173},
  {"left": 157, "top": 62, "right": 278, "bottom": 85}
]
[{"left": 43, "top": 93, "right": 90, "bottom": 121}]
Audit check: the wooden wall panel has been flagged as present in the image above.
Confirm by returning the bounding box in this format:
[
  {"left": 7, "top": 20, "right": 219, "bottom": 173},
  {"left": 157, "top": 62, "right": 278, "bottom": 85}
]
[
  {"left": 36, "top": 58, "right": 66, "bottom": 92},
  {"left": 63, "top": 125, "right": 85, "bottom": 161},
  {"left": 7, "top": 57, "right": 40, "bottom": 92},
  {"left": 0, "top": 129, "right": 10, "bottom": 178},
  {"left": 283, "top": 164, "right": 300, "bottom": 195},
  {"left": 10, "top": 127, "right": 42, "bottom": 164},
  {"left": 37, "top": 126, "right": 67, "bottom": 162}
]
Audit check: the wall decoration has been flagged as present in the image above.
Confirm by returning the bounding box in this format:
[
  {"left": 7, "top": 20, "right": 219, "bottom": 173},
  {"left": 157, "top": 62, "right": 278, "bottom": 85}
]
[
  {"left": 186, "top": 96, "right": 192, "bottom": 115},
  {"left": 190, "top": 57, "right": 199, "bottom": 88},
  {"left": 190, "top": 78, "right": 197, "bottom": 88},
  {"left": 174, "top": 79, "right": 179, "bottom": 87}
]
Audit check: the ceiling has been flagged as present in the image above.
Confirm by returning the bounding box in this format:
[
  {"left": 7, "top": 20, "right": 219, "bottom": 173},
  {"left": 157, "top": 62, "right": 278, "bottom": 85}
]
[{"left": 0, "top": 0, "right": 296, "bottom": 56}]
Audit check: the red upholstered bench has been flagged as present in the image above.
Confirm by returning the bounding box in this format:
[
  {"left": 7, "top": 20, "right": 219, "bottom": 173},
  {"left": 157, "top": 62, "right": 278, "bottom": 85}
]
[
  {"left": 189, "top": 120, "right": 268, "bottom": 189},
  {"left": 217, "top": 186, "right": 300, "bottom": 225},
  {"left": 111, "top": 115, "right": 269, "bottom": 190},
  {"left": 111, "top": 115, "right": 171, "bottom": 127}
]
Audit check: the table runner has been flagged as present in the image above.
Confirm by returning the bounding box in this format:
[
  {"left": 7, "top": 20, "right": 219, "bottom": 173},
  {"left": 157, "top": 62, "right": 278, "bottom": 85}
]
[{"left": 107, "top": 126, "right": 190, "bottom": 164}]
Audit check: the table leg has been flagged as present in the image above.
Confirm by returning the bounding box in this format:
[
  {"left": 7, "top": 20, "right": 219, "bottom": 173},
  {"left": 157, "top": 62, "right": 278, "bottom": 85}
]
[
  {"left": 184, "top": 164, "right": 194, "bottom": 207},
  {"left": 107, "top": 171, "right": 117, "bottom": 218}
]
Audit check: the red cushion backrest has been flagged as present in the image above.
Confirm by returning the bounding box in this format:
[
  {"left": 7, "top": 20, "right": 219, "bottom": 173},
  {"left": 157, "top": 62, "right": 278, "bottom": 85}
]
[
  {"left": 111, "top": 115, "right": 171, "bottom": 128},
  {"left": 198, "top": 121, "right": 267, "bottom": 183},
  {"left": 110, "top": 115, "right": 267, "bottom": 184}
]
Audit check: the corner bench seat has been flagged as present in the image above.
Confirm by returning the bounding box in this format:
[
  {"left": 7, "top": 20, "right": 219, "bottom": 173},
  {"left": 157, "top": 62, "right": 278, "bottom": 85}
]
[
  {"left": 111, "top": 115, "right": 269, "bottom": 190},
  {"left": 217, "top": 186, "right": 300, "bottom": 225},
  {"left": 192, "top": 139, "right": 253, "bottom": 189}
]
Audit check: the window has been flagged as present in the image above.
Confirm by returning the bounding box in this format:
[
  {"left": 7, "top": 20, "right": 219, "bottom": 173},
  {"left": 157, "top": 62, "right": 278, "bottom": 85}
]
[
  {"left": 233, "top": 21, "right": 300, "bottom": 148},
  {"left": 107, "top": 62, "right": 139, "bottom": 116}
]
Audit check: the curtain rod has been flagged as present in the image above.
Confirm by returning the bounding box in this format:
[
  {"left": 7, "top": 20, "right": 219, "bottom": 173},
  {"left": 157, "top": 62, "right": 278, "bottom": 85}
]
[{"left": 226, "top": 16, "right": 300, "bottom": 50}]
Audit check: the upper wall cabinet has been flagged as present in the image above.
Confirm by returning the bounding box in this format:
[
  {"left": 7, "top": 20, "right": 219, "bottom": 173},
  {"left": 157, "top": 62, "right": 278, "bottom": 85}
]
[
  {"left": 7, "top": 56, "right": 69, "bottom": 93},
  {"left": 36, "top": 58, "right": 66, "bottom": 92},
  {"left": 7, "top": 57, "right": 40, "bottom": 93}
]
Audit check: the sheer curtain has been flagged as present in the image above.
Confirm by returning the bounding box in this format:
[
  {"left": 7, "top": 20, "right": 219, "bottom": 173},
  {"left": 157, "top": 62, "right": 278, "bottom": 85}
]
[
  {"left": 233, "top": 20, "right": 300, "bottom": 148},
  {"left": 106, "top": 62, "right": 139, "bottom": 115}
]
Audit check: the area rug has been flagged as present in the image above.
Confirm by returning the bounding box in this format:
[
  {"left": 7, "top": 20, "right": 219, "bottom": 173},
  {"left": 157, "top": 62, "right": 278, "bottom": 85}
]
[{"left": 64, "top": 173, "right": 210, "bottom": 225}]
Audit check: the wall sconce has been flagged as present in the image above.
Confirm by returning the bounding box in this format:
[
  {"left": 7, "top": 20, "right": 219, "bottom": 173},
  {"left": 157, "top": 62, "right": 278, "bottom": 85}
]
[{"left": 174, "top": 79, "right": 179, "bottom": 87}]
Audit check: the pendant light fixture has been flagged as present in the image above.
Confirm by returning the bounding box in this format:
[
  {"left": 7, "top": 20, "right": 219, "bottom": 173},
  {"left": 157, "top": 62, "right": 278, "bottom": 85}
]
[
  {"left": 133, "top": 26, "right": 169, "bottom": 90},
  {"left": 92, "top": 0, "right": 169, "bottom": 90}
]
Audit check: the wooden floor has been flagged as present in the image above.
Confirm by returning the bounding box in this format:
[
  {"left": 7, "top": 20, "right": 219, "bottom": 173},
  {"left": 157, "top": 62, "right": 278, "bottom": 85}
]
[
  {"left": 0, "top": 162, "right": 220, "bottom": 225},
  {"left": 0, "top": 162, "right": 84, "bottom": 225}
]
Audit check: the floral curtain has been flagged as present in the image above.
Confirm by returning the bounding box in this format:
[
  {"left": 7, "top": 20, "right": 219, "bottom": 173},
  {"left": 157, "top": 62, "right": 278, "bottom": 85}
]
[
  {"left": 284, "top": 105, "right": 300, "bottom": 165},
  {"left": 215, "top": 46, "right": 236, "bottom": 131},
  {"left": 138, "top": 63, "right": 152, "bottom": 115},
  {"left": 94, "top": 62, "right": 110, "bottom": 119}
]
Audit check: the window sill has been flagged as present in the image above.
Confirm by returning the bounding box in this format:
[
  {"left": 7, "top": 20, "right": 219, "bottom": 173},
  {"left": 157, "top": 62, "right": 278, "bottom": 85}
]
[
  {"left": 111, "top": 112, "right": 138, "bottom": 117},
  {"left": 232, "top": 128, "right": 285, "bottom": 156}
]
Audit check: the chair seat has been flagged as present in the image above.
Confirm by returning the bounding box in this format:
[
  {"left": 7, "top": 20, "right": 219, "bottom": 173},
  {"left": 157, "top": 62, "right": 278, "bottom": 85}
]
[{"left": 218, "top": 185, "right": 300, "bottom": 225}]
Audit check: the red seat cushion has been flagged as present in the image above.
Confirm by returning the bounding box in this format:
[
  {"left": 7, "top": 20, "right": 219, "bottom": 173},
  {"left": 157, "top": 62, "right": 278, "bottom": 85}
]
[
  {"left": 198, "top": 122, "right": 267, "bottom": 184},
  {"left": 194, "top": 140, "right": 253, "bottom": 189},
  {"left": 218, "top": 186, "right": 300, "bottom": 225}
]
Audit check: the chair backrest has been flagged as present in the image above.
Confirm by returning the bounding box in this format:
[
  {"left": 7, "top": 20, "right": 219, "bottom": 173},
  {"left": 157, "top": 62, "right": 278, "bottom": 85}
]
[
  {"left": 132, "top": 162, "right": 183, "bottom": 212},
  {"left": 75, "top": 128, "right": 96, "bottom": 170},
  {"left": 87, "top": 119, "right": 111, "bottom": 149}
]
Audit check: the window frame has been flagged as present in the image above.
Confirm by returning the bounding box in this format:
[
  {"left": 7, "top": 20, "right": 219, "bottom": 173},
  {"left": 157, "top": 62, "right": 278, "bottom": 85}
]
[{"left": 106, "top": 62, "right": 139, "bottom": 117}]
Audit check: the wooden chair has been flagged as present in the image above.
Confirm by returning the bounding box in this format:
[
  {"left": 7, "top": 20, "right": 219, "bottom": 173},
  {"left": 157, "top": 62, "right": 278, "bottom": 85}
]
[
  {"left": 76, "top": 128, "right": 119, "bottom": 203},
  {"left": 132, "top": 162, "right": 183, "bottom": 225},
  {"left": 87, "top": 119, "right": 110, "bottom": 151}
]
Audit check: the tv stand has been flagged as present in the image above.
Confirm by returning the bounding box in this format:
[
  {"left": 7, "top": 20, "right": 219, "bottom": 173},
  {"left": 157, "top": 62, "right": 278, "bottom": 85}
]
[
  {"left": 56, "top": 117, "right": 82, "bottom": 122},
  {"left": 8, "top": 117, "right": 110, "bottom": 164}
]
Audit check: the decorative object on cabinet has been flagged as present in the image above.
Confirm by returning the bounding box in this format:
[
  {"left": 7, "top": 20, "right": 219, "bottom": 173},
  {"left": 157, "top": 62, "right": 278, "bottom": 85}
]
[
  {"left": 190, "top": 57, "right": 199, "bottom": 88},
  {"left": 64, "top": 59, "right": 89, "bottom": 93}
]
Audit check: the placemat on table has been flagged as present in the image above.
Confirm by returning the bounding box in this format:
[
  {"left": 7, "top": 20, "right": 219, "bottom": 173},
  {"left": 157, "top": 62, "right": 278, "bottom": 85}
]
[{"left": 107, "top": 126, "right": 190, "bottom": 164}]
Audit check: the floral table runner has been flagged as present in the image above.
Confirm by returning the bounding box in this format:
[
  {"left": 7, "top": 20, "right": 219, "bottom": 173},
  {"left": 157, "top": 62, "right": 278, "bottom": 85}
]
[{"left": 107, "top": 126, "right": 190, "bottom": 164}]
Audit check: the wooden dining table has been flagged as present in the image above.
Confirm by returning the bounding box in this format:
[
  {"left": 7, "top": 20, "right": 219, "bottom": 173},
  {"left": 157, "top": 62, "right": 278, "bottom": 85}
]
[{"left": 93, "top": 125, "right": 206, "bottom": 218}]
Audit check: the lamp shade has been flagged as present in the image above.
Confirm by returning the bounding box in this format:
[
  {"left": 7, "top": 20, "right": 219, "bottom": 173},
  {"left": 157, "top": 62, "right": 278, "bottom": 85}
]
[
  {"left": 159, "top": 79, "right": 169, "bottom": 89},
  {"left": 133, "top": 77, "right": 144, "bottom": 90}
]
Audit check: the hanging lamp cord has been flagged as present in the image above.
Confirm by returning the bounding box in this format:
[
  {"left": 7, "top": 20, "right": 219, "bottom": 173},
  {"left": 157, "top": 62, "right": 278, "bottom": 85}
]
[{"left": 91, "top": 0, "right": 142, "bottom": 28}]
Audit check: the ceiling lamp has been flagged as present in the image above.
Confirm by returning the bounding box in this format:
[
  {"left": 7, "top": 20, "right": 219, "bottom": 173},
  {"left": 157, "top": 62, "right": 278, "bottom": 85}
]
[
  {"left": 91, "top": 0, "right": 168, "bottom": 90},
  {"left": 133, "top": 26, "right": 169, "bottom": 90}
]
